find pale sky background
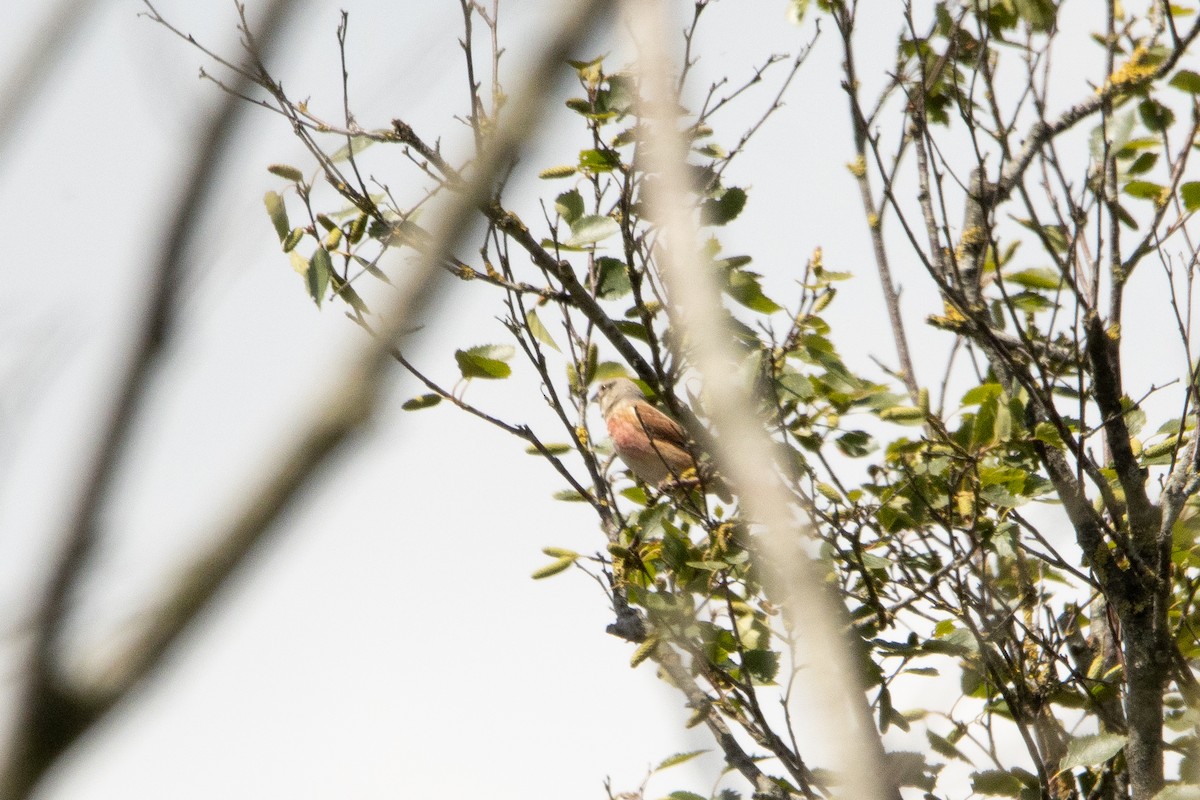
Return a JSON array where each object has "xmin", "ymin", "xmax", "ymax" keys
[{"xmin": 0, "ymin": 1, "xmax": 1191, "ymax": 799}]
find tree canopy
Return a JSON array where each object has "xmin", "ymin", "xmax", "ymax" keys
[{"xmin": 7, "ymin": 2, "xmax": 1200, "ymax": 800}]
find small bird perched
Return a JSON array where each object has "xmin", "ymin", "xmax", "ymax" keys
[{"xmin": 595, "ymin": 377, "xmax": 730, "ymax": 501}]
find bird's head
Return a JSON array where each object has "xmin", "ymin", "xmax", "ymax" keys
[{"xmin": 594, "ymin": 377, "xmax": 646, "ymax": 417}]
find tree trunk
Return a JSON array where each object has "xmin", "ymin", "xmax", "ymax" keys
[{"xmin": 1122, "ymin": 602, "xmax": 1168, "ymax": 800}]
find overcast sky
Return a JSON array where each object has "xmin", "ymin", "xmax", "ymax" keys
[{"xmin": 0, "ymin": 1, "xmax": 1178, "ymax": 799}]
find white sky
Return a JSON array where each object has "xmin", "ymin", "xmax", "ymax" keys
[{"xmin": 0, "ymin": 1, "xmax": 1192, "ymax": 799}]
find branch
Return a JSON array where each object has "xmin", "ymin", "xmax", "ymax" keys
[
  {"xmin": 835, "ymin": 7, "xmax": 920, "ymax": 401},
  {"xmin": 0, "ymin": 0, "xmax": 616, "ymax": 796},
  {"xmin": 652, "ymin": 644, "xmax": 793, "ymax": 800},
  {"xmin": 993, "ymin": 10, "xmax": 1200, "ymax": 205},
  {"xmin": 626, "ymin": 5, "xmax": 896, "ymax": 800},
  {"xmin": 0, "ymin": 2, "xmax": 304, "ymax": 796},
  {"xmin": 388, "ymin": 119, "xmax": 661, "ymax": 392}
]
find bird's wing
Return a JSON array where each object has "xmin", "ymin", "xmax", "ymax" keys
[{"xmin": 629, "ymin": 401, "xmax": 691, "ymax": 450}]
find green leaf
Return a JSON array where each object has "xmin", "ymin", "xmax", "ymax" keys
[
  {"xmin": 686, "ymin": 560, "xmax": 731, "ymax": 571},
  {"xmin": 725, "ymin": 270, "xmax": 782, "ymax": 313},
  {"xmin": 567, "ymin": 54, "xmax": 604, "ymax": 72},
  {"xmin": 455, "ymin": 344, "xmax": 515, "ymax": 380},
  {"xmin": 1014, "ymin": 218, "xmax": 1069, "ymax": 253},
  {"xmin": 836, "ymin": 430, "xmax": 874, "ymax": 457},
  {"xmin": 402, "ymin": 393, "xmax": 442, "ymax": 410},
  {"xmin": 1012, "ymin": 0, "xmax": 1056, "ymax": 30},
  {"xmin": 1089, "ymin": 112, "xmax": 1137, "ymax": 161},
  {"xmin": 1113, "ymin": 202, "xmax": 1139, "ymax": 229},
  {"xmin": 593, "ymin": 361, "xmax": 628, "ymax": 383},
  {"xmin": 714, "ymin": 255, "xmax": 753, "ymax": 270},
  {"xmin": 1007, "ymin": 291, "xmax": 1055, "ymax": 313},
  {"xmin": 1171, "ymin": 69, "xmax": 1200, "ymax": 93},
  {"xmin": 1033, "ymin": 421, "xmax": 1066, "ymax": 450},
  {"xmin": 742, "ymin": 649, "xmax": 780, "ymax": 683},
  {"xmin": 904, "ymin": 666, "xmax": 939, "ymax": 676},
  {"xmin": 980, "ymin": 484, "xmax": 1024, "ymax": 508},
  {"xmin": 883, "ymin": 751, "xmax": 933, "ymax": 789},
  {"xmin": 596, "ymin": 257, "xmax": 632, "ymax": 300},
  {"xmin": 1005, "ymin": 267, "xmax": 1062, "ymax": 290},
  {"xmin": 540, "ymin": 238, "xmax": 589, "ymax": 253},
  {"xmin": 786, "ymin": 0, "xmax": 811, "ymax": 24},
  {"xmin": 620, "ymin": 485, "xmax": 649, "ymax": 505},
  {"xmin": 1182, "ymin": 182, "xmax": 1200, "ymax": 212},
  {"xmin": 701, "ymin": 187, "xmax": 748, "ymax": 226},
  {"xmin": 779, "ymin": 370, "xmax": 815, "ymax": 401},
  {"xmin": 615, "ymin": 319, "xmax": 651, "ymax": 342},
  {"xmin": 1123, "ymin": 400, "xmax": 1148, "ymax": 437},
  {"xmin": 308, "ymin": 247, "xmax": 332, "ymax": 307},
  {"xmin": 264, "ymin": 191, "xmax": 290, "ymax": 242},
  {"xmin": 578, "ymin": 148, "xmax": 621, "ymax": 172},
  {"xmin": 565, "ymin": 97, "xmax": 593, "ymax": 116},
  {"xmin": 655, "ymin": 750, "xmax": 709, "ymax": 771},
  {"xmin": 566, "ymin": 215, "xmax": 620, "ymax": 247},
  {"xmin": 330, "ymin": 273, "xmax": 368, "ymax": 314},
  {"xmin": 288, "ymin": 250, "xmax": 309, "ymax": 276},
  {"xmin": 330, "ymin": 134, "xmax": 375, "ymax": 162},
  {"xmin": 1058, "ymin": 732, "xmax": 1127, "ymax": 771},
  {"xmin": 927, "ymin": 730, "xmax": 965, "ymax": 761},
  {"xmin": 1125, "ymin": 180, "xmax": 1167, "ymax": 202},
  {"xmin": 525, "ymin": 309, "xmax": 560, "ymax": 352},
  {"xmin": 612, "ymin": 125, "xmax": 643, "ymax": 147},
  {"xmin": 555, "ymin": 189, "xmax": 585, "ymax": 225},
  {"xmin": 1127, "ymin": 152, "xmax": 1159, "ymax": 175},
  {"xmin": 972, "ymin": 770, "xmax": 1026, "ymax": 796},
  {"xmin": 924, "ymin": 628, "xmax": 977, "ymax": 656},
  {"xmin": 667, "ymin": 792, "xmax": 707, "ymax": 800},
  {"xmin": 695, "ymin": 142, "xmax": 728, "ymax": 158},
  {"xmin": 267, "ymin": 163, "xmax": 305, "ymax": 182},
  {"xmin": 552, "ymin": 489, "xmax": 587, "ymax": 502},
  {"xmin": 1139, "ymin": 99, "xmax": 1176, "ymax": 133}
]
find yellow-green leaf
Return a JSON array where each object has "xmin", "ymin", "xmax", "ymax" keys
[
  {"xmin": 264, "ymin": 191, "xmax": 289, "ymax": 242},
  {"xmin": 330, "ymin": 134, "xmax": 375, "ymax": 162},
  {"xmin": 1058, "ymin": 732, "xmax": 1127, "ymax": 771},
  {"xmin": 308, "ymin": 247, "xmax": 332, "ymax": 307},
  {"xmin": 1182, "ymin": 182, "xmax": 1200, "ymax": 212},
  {"xmin": 566, "ymin": 214, "xmax": 620, "ymax": 247},
  {"xmin": 402, "ymin": 393, "xmax": 442, "ymax": 410},
  {"xmin": 526, "ymin": 309, "xmax": 560, "ymax": 352},
  {"xmin": 1033, "ymin": 422, "xmax": 1066, "ymax": 450},
  {"xmin": 655, "ymin": 750, "xmax": 709, "ymax": 772},
  {"xmin": 455, "ymin": 344, "xmax": 515, "ymax": 380},
  {"xmin": 1170, "ymin": 69, "xmax": 1200, "ymax": 94}
]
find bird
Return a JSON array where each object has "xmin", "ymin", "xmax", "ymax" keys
[{"xmin": 595, "ymin": 377, "xmax": 731, "ymax": 501}]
